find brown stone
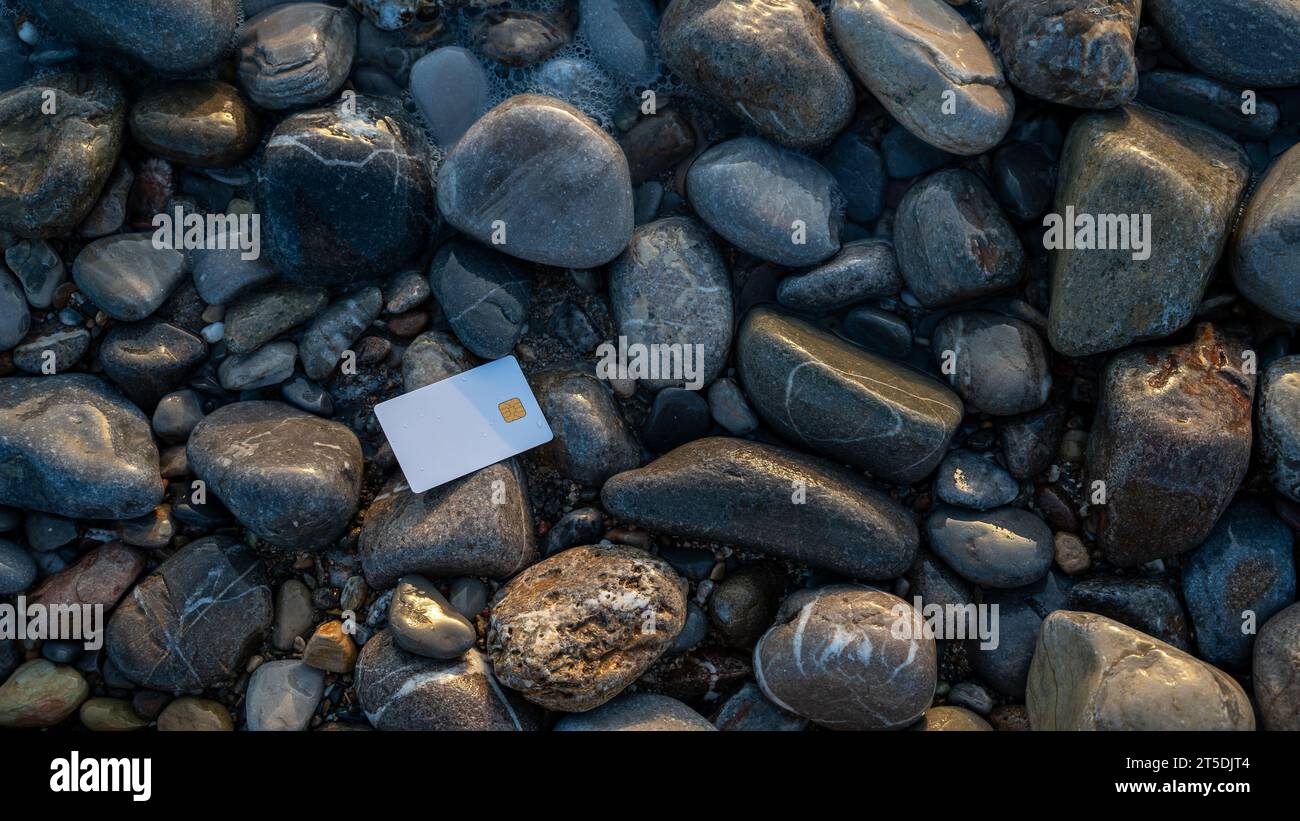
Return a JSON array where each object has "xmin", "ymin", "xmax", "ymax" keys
[
  {"xmin": 157, "ymin": 696, "xmax": 234, "ymax": 731},
  {"xmin": 303, "ymin": 621, "xmax": 359, "ymax": 673},
  {"xmin": 0, "ymin": 660, "xmax": 89, "ymax": 728},
  {"xmin": 28, "ymin": 541, "xmax": 144, "ymax": 610}
]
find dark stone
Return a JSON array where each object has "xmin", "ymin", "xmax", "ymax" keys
[
  {"xmin": 1147, "ymin": 0, "xmax": 1300, "ymax": 87},
  {"xmin": 709, "ymin": 563, "xmax": 786, "ymax": 648},
  {"xmin": 641, "ymin": 388, "xmax": 711, "ymax": 453},
  {"xmin": 619, "ymin": 110, "xmax": 696, "ymax": 184},
  {"xmin": 820, "ymin": 129, "xmax": 885, "ymax": 223},
  {"xmin": 1000, "ymin": 404, "xmax": 1066, "ymax": 479},
  {"xmin": 473, "ymin": 8, "xmax": 572, "ymax": 67},
  {"xmin": 990, "ymin": 141, "xmax": 1055, "ymax": 222},
  {"xmin": 968, "ymin": 571, "xmax": 1068, "ymax": 698},
  {"xmin": 429, "ymin": 239, "xmax": 531, "ymax": 360},
  {"xmin": 841, "ymin": 306, "xmax": 912, "ymax": 358},
  {"xmin": 933, "ymin": 450, "xmax": 1020, "ymax": 511},
  {"xmin": 529, "ymin": 368, "xmax": 642, "ymax": 486},
  {"xmin": 129, "ymin": 81, "xmax": 259, "ymax": 168},
  {"xmin": 1068, "ymin": 575, "xmax": 1191, "ymax": 651},
  {"xmin": 933, "ymin": 310, "xmax": 1051, "ymax": 416},
  {"xmin": 542, "ymin": 507, "xmax": 605, "ymax": 557},
  {"xmin": 925, "ymin": 505, "xmax": 1054, "ymax": 588},
  {"xmin": 1233, "ymin": 144, "xmax": 1300, "ymax": 323},
  {"xmin": 1137, "ymin": 69, "xmax": 1280, "ymax": 139},
  {"xmin": 555, "ymin": 692, "xmax": 715, "ymax": 731},
  {"xmin": 776, "ymin": 240, "xmax": 900, "ymax": 314}
]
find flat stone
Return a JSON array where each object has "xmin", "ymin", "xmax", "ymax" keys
[
  {"xmin": 1259, "ymin": 355, "xmax": 1300, "ymax": 502},
  {"xmin": 474, "ymin": 8, "xmax": 571, "ymax": 67},
  {"xmin": 79, "ymin": 697, "xmax": 148, "ymax": 731},
  {"xmin": 409, "ymin": 47, "xmax": 489, "ymax": 147},
  {"xmin": 129, "ymin": 80, "xmax": 259, "ymax": 167},
  {"xmin": 0, "ymin": 375, "xmax": 162, "ymax": 519},
  {"xmin": 13, "ymin": 327, "xmax": 90, "ymax": 374},
  {"xmin": 359, "ymin": 460, "xmax": 535, "ymax": 588},
  {"xmin": 0, "ymin": 540, "xmax": 36, "ymax": 595},
  {"xmin": 437, "ymin": 94, "xmax": 633, "ymax": 268},
  {"xmin": 429, "ymin": 239, "xmax": 531, "ymax": 360},
  {"xmin": 925, "ymin": 505, "xmax": 1054, "ymax": 588},
  {"xmin": 238, "ymin": 3, "xmax": 357, "ymax": 110},
  {"xmin": 1183, "ymin": 499, "xmax": 1295, "ymax": 669},
  {"xmin": 894, "ymin": 169, "xmax": 1024, "ymax": 308},
  {"xmin": 1137, "ymin": 69, "xmax": 1280, "ymax": 139},
  {"xmin": 105, "ymin": 536, "xmax": 272, "ymax": 693},
  {"xmin": 706, "ymin": 377, "xmax": 758, "ymax": 436},
  {"xmin": 777, "ymin": 240, "xmax": 900, "ymax": 314},
  {"xmin": 223, "ymin": 285, "xmax": 329, "ymax": 355},
  {"xmin": 1233, "ymin": 143, "xmax": 1300, "ymax": 322},
  {"xmin": 911, "ymin": 705, "xmax": 993, "ymax": 731},
  {"xmin": 0, "ymin": 660, "xmax": 88, "ymax": 728},
  {"xmin": 529, "ymin": 368, "xmax": 642, "ymax": 486},
  {"xmin": 245, "ymin": 660, "xmax": 324, "ymax": 731},
  {"xmin": 272, "ymin": 580, "xmax": 315, "ymax": 652},
  {"xmin": 686, "ymin": 137, "xmax": 842, "ymax": 267},
  {"xmin": 830, "ymin": 0, "xmax": 1014, "ymax": 155},
  {"xmin": 1027, "ymin": 611, "xmax": 1254, "ymax": 730},
  {"xmin": 579, "ymin": 0, "xmax": 659, "ymax": 85},
  {"xmin": 217, "ymin": 341, "xmax": 298, "ymax": 391},
  {"xmin": 156, "ymin": 697, "xmax": 233, "ymax": 731},
  {"xmin": 300, "ymin": 288, "xmax": 384, "ymax": 381},
  {"xmin": 660, "ymin": 0, "xmax": 854, "ymax": 149},
  {"xmin": 608, "ymin": 217, "xmax": 732, "ymax": 390},
  {"xmin": 1047, "ymin": 106, "xmax": 1249, "ymax": 356},
  {"xmin": 0, "ymin": 71, "xmax": 125, "ymax": 238},
  {"xmin": 1147, "ymin": 0, "xmax": 1300, "ymax": 87},
  {"xmin": 4, "ymin": 239, "xmax": 65, "ymax": 309},
  {"xmin": 258, "ymin": 96, "xmax": 436, "ymax": 287},
  {"xmin": 602, "ymin": 437, "xmax": 919, "ymax": 579},
  {"xmin": 1254, "ymin": 603, "xmax": 1300, "ymax": 730},
  {"xmin": 712, "ymin": 681, "xmax": 809, "ymax": 731},
  {"xmin": 389, "ymin": 575, "xmax": 477, "ymax": 660},
  {"xmin": 356, "ymin": 630, "xmax": 537, "ymax": 730},
  {"xmin": 402, "ymin": 330, "xmax": 474, "ymax": 391},
  {"xmin": 28, "ymin": 0, "xmax": 239, "ymax": 74},
  {"xmin": 985, "ymin": 0, "xmax": 1140, "ymax": 108},
  {"xmin": 488, "ymin": 545, "xmax": 686, "ymax": 711},
  {"xmin": 28, "ymin": 542, "xmax": 144, "ymax": 611},
  {"xmin": 72, "ymin": 233, "xmax": 186, "ymax": 322},
  {"xmin": 735, "ymin": 307, "xmax": 963, "ymax": 484},
  {"xmin": 755, "ymin": 587, "xmax": 936, "ymax": 730},
  {"xmin": 933, "ymin": 311, "xmax": 1050, "ymax": 416},
  {"xmin": 1086, "ymin": 324, "xmax": 1254, "ymax": 566},
  {"xmin": 555, "ymin": 693, "xmax": 716, "ymax": 731},
  {"xmin": 188, "ymin": 401, "xmax": 363, "ymax": 551},
  {"xmin": 933, "ymin": 450, "xmax": 1020, "ymax": 511},
  {"xmin": 1067, "ymin": 575, "xmax": 1191, "ymax": 651},
  {"xmin": 190, "ymin": 239, "xmax": 278, "ymax": 306}
]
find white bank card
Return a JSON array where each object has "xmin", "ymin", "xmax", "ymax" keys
[{"xmin": 374, "ymin": 356, "xmax": 553, "ymax": 493}]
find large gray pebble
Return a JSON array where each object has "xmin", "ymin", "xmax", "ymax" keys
[
  {"xmin": 245, "ymin": 660, "xmax": 324, "ymax": 731},
  {"xmin": 925, "ymin": 505, "xmax": 1054, "ymax": 588},
  {"xmin": 776, "ymin": 240, "xmax": 900, "ymax": 314},
  {"xmin": 28, "ymin": 0, "xmax": 238, "ymax": 74},
  {"xmin": 1259, "ymin": 355, "xmax": 1300, "ymax": 503},
  {"xmin": 933, "ymin": 450, "xmax": 1020, "ymax": 511},
  {"xmin": 72, "ymin": 234, "xmax": 186, "ymax": 322},
  {"xmin": 429, "ymin": 239, "xmax": 531, "ymax": 360},
  {"xmin": 238, "ymin": 3, "xmax": 357, "ymax": 110},
  {"xmin": 555, "ymin": 693, "xmax": 715, "ymax": 731},
  {"xmin": 933, "ymin": 310, "xmax": 1050, "ymax": 416}
]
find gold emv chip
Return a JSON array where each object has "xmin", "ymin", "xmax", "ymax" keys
[{"xmin": 498, "ymin": 397, "xmax": 526, "ymax": 422}]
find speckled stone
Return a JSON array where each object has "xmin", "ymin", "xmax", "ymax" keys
[
  {"xmin": 603, "ymin": 437, "xmax": 918, "ymax": 579},
  {"xmin": 736, "ymin": 306, "xmax": 963, "ymax": 484},
  {"xmin": 1259, "ymin": 355, "xmax": 1300, "ymax": 503},
  {"xmin": 429, "ymin": 239, "xmax": 532, "ymax": 360},
  {"xmin": 1137, "ymin": 70, "xmax": 1280, "ymax": 139},
  {"xmin": 157, "ymin": 697, "xmax": 233, "ymax": 731},
  {"xmin": 129, "ymin": 81, "xmax": 259, "ymax": 168},
  {"xmin": 933, "ymin": 311, "xmax": 1050, "ymax": 416},
  {"xmin": 402, "ymin": 330, "xmax": 475, "ymax": 391},
  {"xmin": 359, "ymin": 460, "xmax": 535, "ymax": 588},
  {"xmin": 754, "ymin": 587, "xmax": 937, "ymax": 730},
  {"xmin": 555, "ymin": 693, "xmax": 715, "ymax": 731},
  {"xmin": 28, "ymin": 541, "xmax": 144, "ymax": 611},
  {"xmin": 776, "ymin": 240, "xmax": 900, "ymax": 314},
  {"xmin": 0, "ymin": 660, "xmax": 88, "ymax": 728},
  {"xmin": 830, "ymin": 0, "xmax": 1014, "ymax": 155},
  {"xmin": 659, "ymin": 0, "xmax": 854, "ymax": 149},
  {"xmin": 1027, "ymin": 611, "xmax": 1254, "ymax": 730},
  {"xmin": 1254, "ymin": 603, "xmax": 1300, "ymax": 731},
  {"xmin": 437, "ymin": 94, "xmax": 633, "ymax": 268},
  {"xmin": 1233, "ymin": 143, "xmax": 1300, "ymax": 323},
  {"xmin": 105, "ymin": 536, "xmax": 272, "ymax": 693},
  {"xmin": 529, "ymin": 368, "xmax": 642, "ymax": 486},
  {"xmin": 488, "ymin": 545, "xmax": 686, "ymax": 711},
  {"xmin": 99, "ymin": 317, "xmax": 210, "ymax": 413},
  {"xmin": 1086, "ymin": 325, "xmax": 1254, "ymax": 566},
  {"xmin": 1067, "ymin": 575, "xmax": 1191, "ymax": 651},
  {"xmin": 188, "ymin": 401, "xmax": 363, "ymax": 551},
  {"xmin": 1146, "ymin": 0, "xmax": 1300, "ymax": 88},
  {"xmin": 299, "ymin": 288, "xmax": 384, "ymax": 381},
  {"xmin": 245, "ymin": 660, "xmax": 324, "ymax": 731},
  {"xmin": 223, "ymin": 285, "xmax": 329, "ymax": 355},
  {"xmin": 237, "ymin": 3, "xmax": 357, "ymax": 110}
]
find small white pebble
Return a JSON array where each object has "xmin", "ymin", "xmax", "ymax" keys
[{"xmin": 201, "ymin": 322, "xmax": 225, "ymax": 343}]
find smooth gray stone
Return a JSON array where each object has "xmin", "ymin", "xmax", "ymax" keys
[
  {"xmin": 272, "ymin": 580, "xmax": 314, "ymax": 652},
  {"xmin": 0, "ymin": 375, "xmax": 162, "ymax": 519},
  {"xmin": 602, "ymin": 437, "xmax": 919, "ymax": 579},
  {"xmin": 409, "ymin": 47, "xmax": 489, "ymax": 147},
  {"xmin": 668, "ymin": 602, "xmax": 708, "ymax": 654},
  {"xmin": 934, "ymin": 450, "xmax": 1020, "ymax": 511},
  {"xmin": 1255, "ymin": 603, "xmax": 1300, "ymax": 730},
  {"xmin": 906, "ymin": 548, "xmax": 974, "ymax": 611},
  {"xmin": 776, "ymin": 240, "xmax": 900, "ymax": 314},
  {"xmin": 0, "ymin": 540, "xmax": 36, "ymax": 595},
  {"xmin": 152, "ymin": 390, "xmax": 205, "ymax": 443},
  {"xmin": 820, "ymin": 129, "xmax": 885, "ymax": 223},
  {"xmin": 1259, "ymin": 355, "xmax": 1300, "ymax": 503},
  {"xmin": 1147, "ymin": 0, "xmax": 1300, "ymax": 88},
  {"xmin": 579, "ymin": 0, "xmax": 659, "ymax": 85},
  {"xmin": 925, "ymin": 505, "xmax": 1054, "ymax": 588},
  {"xmin": 99, "ymin": 319, "xmax": 208, "ymax": 411},
  {"xmin": 608, "ymin": 217, "xmax": 733, "ymax": 390},
  {"xmin": 894, "ymin": 169, "xmax": 1024, "ymax": 308},
  {"xmin": 713, "ymin": 681, "xmax": 809, "ymax": 731},
  {"xmin": 300, "ymin": 287, "xmax": 383, "ymax": 381},
  {"xmin": 389, "ymin": 575, "xmax": 478, "ymax": 660},
  {"xmin": 736, "ymin": 307, "xmax": 963, "ymax": 484},
  {"xmin": 437, "ymin": 94, "xmax": 634, "ymax": 268},
  {"xmin": 1137, "ymin": 69, "xmax": 1280, "ymax": 138},
  {"xmin": 448, "ymin": 578, "xmax": 488, "ymax": 620},
  {"xmin": 0, "ymin": 71, "xmax": 125, "ymax": 239},
  {"xmin": 356, "ymin": 630, "xmax": 537, "ymax": 730},
  {"xmin": 969, "ymin": 571, "xmax": 1067, "ymax": 698},
  {"xmin": 659, "ymin": 0, "xmax": 853, "ymax": 148},
  {"xmin": 238, "ymin": 3, "xmax": 357, "ymax": 110},
  {"xmin": 754, "ymin": 587, "xmax": 936, "ymax": 730},
  {"xmin": 830, "ymin": 0, "xmax": 1014, "ymax": 155},
  {"xmin": 5, "ymin": 239, "xmax": 64, "ymax": 309},
  {"xmin": 1086, "ymin": 325, "xmax": 1254, "ymax": 566},
  {"xmin": 985, "ymin": 0, "xmax": 1140, "ymax": 109},
  {"xmin": 707, "ymin": 377, "xmax": 758, "ymax": 436},
  {"xmin": 223, "ymin": 284, "xmax": 329, "ymax": 355},
  {"xmin": 709, "ymin": 563, "xmax": 785, "ymax": 648},
  {"xmin": 190, "ymin": 236, "xmax": 278, "ymax": 306},
  {"xmin": 529, "ymin": 368, "xmax": 642, "ymax": 486},
  {"xmin": 1183, "ymin": 499, "xmax": 1296, "ymax": 669},
  {"xmin": 429, "ymin": 239, "xmax": 531, "ymax": 360},
  {"xmin": 188, "ymin": 401, "xmax": 363, "ymax": 550},
  {"xmin": 359, "ymin": 460, "xmax": 535, "ymax": 588},
  {"xmin": 27, "ymin": 0, "xmax": 239, "ymax": 74},
  {"xmin": 1068, "ymin": 575, "xmax": 1191, "ymax": 651},
  {"xmin": 245, "ymin": 660, "xmax": 324, "ymax": 731},
  {"xmin": 77, "ymin": 161, "xmax": 132, "ymax": 238},
  {"xmin": 556, "ymin": 693, "xmax": 715, "ymax": 731},
  {"xmin": 687, "ymin": 137, "xmax": 842, "ymax": 267},
  {"xmin": 24, "ymin": 512, "xmax": 77, "ymax": 552},
  {"xmin": 401, "ymin": 330, "xmax": 474, "ymax": 391},
  {"xmin": 13, "ymin": 328, "xmax": 90, "ymax": 374},
  {"xmin": 841, "ymin": 306, "xmax": 912, "ymax": 358},
  {"xmin": 217, "ymin": 341, "xmax": 298, "ymax": 391},
  {"xmin": 0, "ymin": 269, "xmax": 28, "ymax": 350},
  {"xmin": 105, "ymin": 536, "xmax": 272, "ymax": 693},
  {"xmin": 1233, "ymin": 143, "xmax": 1300, "ymax": 322},
  {"xmin": 1048, "ymin": 106, "xmax": 1249, "ymax": 356},
  {"xmin": 933, "ymin": 310, "xmax": 1050, "ymax": 416},
  {"xmin": 72, "ymin": 233, "xmax": 186, "ymax": 322},
  {"xmin": 383, "ymin": 269, "xmax": 429, "ymax": 314}
]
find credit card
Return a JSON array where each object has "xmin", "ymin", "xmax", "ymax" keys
[{"xmin": 374, "ymin": 356, "xmax": 553, "ymax": 493}]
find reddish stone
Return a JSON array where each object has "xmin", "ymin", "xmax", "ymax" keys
[{"xmin": 28, "ymin": 542, "xmax": 145, "ymax": 610}]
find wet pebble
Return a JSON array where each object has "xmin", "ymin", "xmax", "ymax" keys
[
  {"xmin": 776, "ymin": 240, "xmax": 900, "ymax": 314},
  {"xmin": 934, "ymin": 450, "xmax": 1020, "ymax": 511},
  {"xmin": 429, "ymin": 239, "xmax": 531, "ymax": 360},
  {"xmin": 245, "ymin": 660, "xmax": 324, "ymax": 731},
  {"xmin": 129, "ymin": 81, "xmax": 259, "ymax": 168},
  {"xmin": 529, "ymin": 368, "xmax": 642, "ymax": 486},
  {"xmin": 238, "ymin": 3, "xmax": 357, "ymax": 110},
  {"xmin": 72, "ymin": 233, "xmax": 185, "ymax": 322},
  {"xmin": 389, "ymin": 574, "xmax": 478, "ymax": 660}
]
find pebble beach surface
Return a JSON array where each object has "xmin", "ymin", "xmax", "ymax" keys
[{"xmin": 1, "ymin": 0, "xmax": 1299, "ymax": 733}]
